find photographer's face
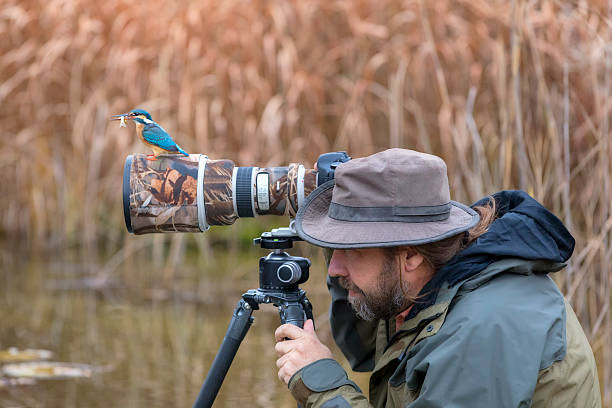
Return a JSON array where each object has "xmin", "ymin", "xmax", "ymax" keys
[{"xmin": 328, "ymin": 248, "xmax": 430, "ymax": 321}]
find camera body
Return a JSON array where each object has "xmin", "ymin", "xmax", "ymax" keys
[{"xmin": 316, "ymin": 151, "xmax": 350, "ymax": 185}]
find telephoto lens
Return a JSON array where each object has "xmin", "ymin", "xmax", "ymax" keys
[{"xmin": 122, "ymin": 154, "xmax": 351, "ymax": 234}]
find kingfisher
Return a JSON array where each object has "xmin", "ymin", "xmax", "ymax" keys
[{"xmin": 111, "ymin": 109, "xmax": 188, "ymax": 160}]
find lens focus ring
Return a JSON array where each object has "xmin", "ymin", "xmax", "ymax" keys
[{"xmin": 235, "ymin": 167, "xmax": 254, "ymax": 217}]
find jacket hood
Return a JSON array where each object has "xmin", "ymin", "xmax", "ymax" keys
[{"xmin": 406, "ymin": 190, "xmax": 575, "ymax": 319}]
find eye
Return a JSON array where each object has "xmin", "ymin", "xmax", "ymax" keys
[{"xmin": 341, "ymin": 249, "xmax": 360, "ymax": 261}]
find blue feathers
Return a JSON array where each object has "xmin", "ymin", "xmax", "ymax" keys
[{"xmin": 133, "ymin": 116, "xmax": 189, "ymax": 157}]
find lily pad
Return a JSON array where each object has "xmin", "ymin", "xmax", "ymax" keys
[
  {"xmin": 0, "ymin": 377, "xmax": 37, "ymax": 387},
  {"xmin": 2, "ymin": 362, "xmax": 93, "ymax": 379},
  {"xmin": 0, "ymin": 348, "xmax": 53, "ymax": 363}
]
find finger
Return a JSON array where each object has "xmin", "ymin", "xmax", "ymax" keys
[
  {"xmin": 283, "ymin": 370, "xmax": 293, "ymax": 384},
  {"xmin": 303, "ymin": 319, "xmax": 315, "ymax": 334},
  {"xmin": 276, "ymin": 352, "xmax": 291, "ymax": 369},
  {"xmin": 278, "ymin": 365, "xmax": 285, "ymax": 382},
  {"xmin": 277, "ymin": 359, "xmax": 295, "ymax": 383},
  {"xmin": 278, "ymin": 362, "xmax": 296, "ymax": 385},
  {"xmin": 274, "ymin": 339, "xmax": 294, "ymax": 356},
  {"xmin": 275, "ymin": 323, "xmax": 303, "ymax": 342},
  {"xmin": 275, "ymin": 323, "xmax": 304, "ymax": 342}
]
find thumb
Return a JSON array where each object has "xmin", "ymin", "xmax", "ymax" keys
[{"xmin": 303, "ymin": 319, "xmax": 315, "ymax": 333}]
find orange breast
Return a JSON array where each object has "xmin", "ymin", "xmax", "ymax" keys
[{"xmin": 136, "ymin": 123, "xmax": 153, "ymax": 147}]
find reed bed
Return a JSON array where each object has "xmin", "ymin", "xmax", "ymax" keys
[{"xmin": 1, "ymin": 0, "xmax": 611, "ymax": 404}]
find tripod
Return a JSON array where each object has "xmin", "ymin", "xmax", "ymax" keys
[{"xmin": 192, "ymin": 227, "xmax": 314, "ymax": 408}]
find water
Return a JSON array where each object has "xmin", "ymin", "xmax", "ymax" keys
[{"xmin": 0, "ymin": 244, "xmax": 336, "ymax": 407}]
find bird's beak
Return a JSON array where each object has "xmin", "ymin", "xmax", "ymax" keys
[{"xmin": 110, "ymin": 114, "xmax": 131, "ymax": 121}]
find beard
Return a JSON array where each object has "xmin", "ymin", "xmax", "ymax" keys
[{"xmin": 338, "ymin": 252, "xmax": 415, "ymax": 321}]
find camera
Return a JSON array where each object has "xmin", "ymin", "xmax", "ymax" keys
[
  {"xmin": 122, "ymin": 153, "xmax": 354, "ymax": 407},
  {"xmin": 122, "ymin": 151, "xmax": 350, "ymax": 234}
]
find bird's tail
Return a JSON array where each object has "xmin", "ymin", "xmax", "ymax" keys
[{"xmin": 177, "ymin": 145, "xmax": 189, "ymax": 157}]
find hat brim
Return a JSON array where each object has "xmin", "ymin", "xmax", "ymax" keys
[{"xmin": 295, "ymin": 180, "xmax": 480, "ymax": 249}]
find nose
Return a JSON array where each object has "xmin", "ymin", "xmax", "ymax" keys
[{"xmin": 328, "ymin": 250, "xmax": 348, "ymax": 278}]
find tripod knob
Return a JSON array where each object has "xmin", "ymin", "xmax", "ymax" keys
[{"xmin": 277, "ymin": 261, "xmax": 302, "ymax": 284}]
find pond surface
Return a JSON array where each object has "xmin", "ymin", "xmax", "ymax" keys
[{"xmin": 0, "ymin": 242, "xmax": 350, "ymax": 407}]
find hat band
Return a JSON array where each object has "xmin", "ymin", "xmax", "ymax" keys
[{"xmin": 328, "ymin": 202, "xmax": 451, "ymax": 223}]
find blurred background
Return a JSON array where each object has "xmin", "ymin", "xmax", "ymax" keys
[{"xmin": 1, "ymin": 0, "xmax": 611, "ymax": 406}]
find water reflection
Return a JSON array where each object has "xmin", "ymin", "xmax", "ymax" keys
[{"xmin": 0, "ymin": 245, "xmax": 335, "ymax": 407}]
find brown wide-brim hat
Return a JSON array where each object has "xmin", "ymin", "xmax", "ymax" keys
[{"xmin": 295, "ymin": 149, "xmax": 480, "ymax": 249}]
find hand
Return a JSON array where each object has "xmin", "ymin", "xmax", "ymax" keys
[{"xmin": 274, "ymin": 319, "xmax": 333, "ymax": 384}]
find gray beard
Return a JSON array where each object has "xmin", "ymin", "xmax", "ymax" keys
[
  {"xmin": 348, "ymin": 296, "xmax": 376, "ymax": 321},
  {"xmin": 340, "ymin": 253, "xmax": 414, "ymax": 321},
  {"xmin": 347, "ymin": 280, "xmax": 409, "ymax": 321}
]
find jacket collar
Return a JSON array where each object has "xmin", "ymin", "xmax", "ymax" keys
[
  {"xmin": 372, "ymin": 258, "xmax": 568, "ymax": 373},
  {"xmin": 394, "ymin": 258, "xmax": 567, "ymax": 339}
]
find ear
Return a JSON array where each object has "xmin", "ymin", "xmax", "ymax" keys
[{"xmin": 400, "ymin": 249, "xmax": 425, "ymax": 273}]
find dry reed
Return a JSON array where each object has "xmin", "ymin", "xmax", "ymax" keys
[{"xmin": 1, "ymin": 0, "xmax": 611, "ymax": 404}]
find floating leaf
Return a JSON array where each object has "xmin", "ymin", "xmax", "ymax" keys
[
  {"xmin": 2, "ymin": 362, "xmax": 94, "ymax": 379},
  {"xmin": 0, "ymin": 348, "xmax": 53, "ymax": 363},
  {"xmin": 0, "ymin": 377, "xmax": 37, "ymax": 387}
]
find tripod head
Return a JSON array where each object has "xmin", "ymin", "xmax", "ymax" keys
[
  {"xmin": 244, "ymin": 224, "xmax": 313, "ymax": 326},
  {"xmin": 253, "ymin": 225, "xmax": 310, "ymax": 291},
  {"xmin": 253, "ymin": 224, "xmax": 301, "ymax": 249}
]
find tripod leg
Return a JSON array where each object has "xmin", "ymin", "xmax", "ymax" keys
[{"xmin": 192, "ymin": 299, "xmax": 254, "ymax": 408}]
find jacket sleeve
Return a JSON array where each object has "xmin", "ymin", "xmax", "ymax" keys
[{"xmin": 288, "ymin": 359, "xmax": 373, "ymax": 408}]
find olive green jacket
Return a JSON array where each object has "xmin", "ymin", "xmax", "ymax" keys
[{"xmin": 288, "ymin": 259, "xmax": 601, "ymax": 407}]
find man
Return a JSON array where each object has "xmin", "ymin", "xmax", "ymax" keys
[{"xmin": 274, "ymin": 149, "xmax": 601, "ymax": 407}]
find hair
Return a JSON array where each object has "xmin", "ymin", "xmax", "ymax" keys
[{"xmin": 385, "ymin": 196, "xmax": 498, "ymax": 273}]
